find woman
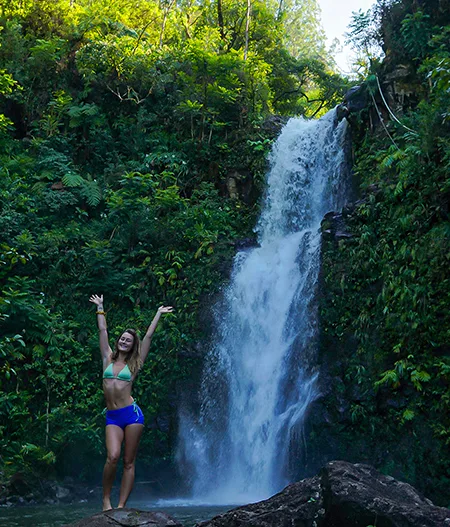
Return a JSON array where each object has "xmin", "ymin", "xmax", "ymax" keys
[{"xmin": 89, "ymin": 294, "xmax": 173, "ymax": 511}]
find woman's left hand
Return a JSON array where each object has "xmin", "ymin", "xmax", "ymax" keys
[{"xmin": 158, "ymin": 306, "xmax": 174, "ymax": 314}]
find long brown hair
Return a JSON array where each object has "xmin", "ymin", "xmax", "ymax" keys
[{"xmin": 112, "ymin": 329, "xmax": 141, "ymax": 374}]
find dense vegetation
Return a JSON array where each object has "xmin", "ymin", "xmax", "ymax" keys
[
  {"xmin": 0, "ymin": 0, "xmax": 345, "ymax": 491},
  {"xmin": 1, "ymin": 0, "xmax": 448, "ymax": 509},
  {"xmin": 318, "ymin": 0, "xmax": 450, "ymax": 505}
]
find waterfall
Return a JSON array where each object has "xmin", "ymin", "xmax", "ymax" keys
[{"xmin": 177, "ymin": 109, "xmax": 349, "ymax": 505}]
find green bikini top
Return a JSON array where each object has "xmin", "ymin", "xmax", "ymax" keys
[{"xmin": 103, "ymin": 362, "xmax": 132, "ymax": 382}]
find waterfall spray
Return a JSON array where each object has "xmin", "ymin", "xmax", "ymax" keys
[{"xmin": 178, "ymin": 109, "xmax": 349, "ymax": 504}]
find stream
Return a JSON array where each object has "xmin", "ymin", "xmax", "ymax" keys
[{"xmin": 0, "ymin": 500, "xmax": 233, "ymax": 527}]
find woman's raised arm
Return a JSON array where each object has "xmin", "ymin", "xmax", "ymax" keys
[
  {"xmin": 140, "ymin": 306, "xmax": 173, "ymax": 365},
  {"xmin": 89, "ymin": 294, "xmax": 112, "ymax": 362}
]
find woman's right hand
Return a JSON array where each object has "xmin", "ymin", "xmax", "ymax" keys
[{"xmin": 89, "ymin": 294, "xmax": 104, "ymax": 308}]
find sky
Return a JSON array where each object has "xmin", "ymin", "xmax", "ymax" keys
[{"xmin": 318, "ymin": 0, "xmax": 377, "ymax": 74}]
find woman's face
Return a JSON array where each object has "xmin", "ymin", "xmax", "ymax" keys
[{"xmin": 118, "ymin": 332, "xmax": 134, "ymax": 353}]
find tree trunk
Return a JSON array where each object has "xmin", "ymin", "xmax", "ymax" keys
[
  {"xmin": 276, "ymin": 0, "xmax": 284, "ymax": 21},
  {"xmin": 159, "ymin": 0, "xmax": 176, "ymax": 49},
  {"xmin": 46, "ymin": 380, "xmax": 50, "ymax": 448},
  {"xmin": 217, "ymin": 0, "xmax": 225, "ymax": 41},
  {"xmin": 244, "ymin": 0, "xmax": 251, "ymax": 60}
]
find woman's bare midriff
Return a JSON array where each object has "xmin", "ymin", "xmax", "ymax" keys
[{"xmin": 103, "ymin": 379, "xmax": 134, "ymax": 410}]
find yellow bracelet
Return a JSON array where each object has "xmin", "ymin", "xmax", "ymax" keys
[{"xmin": 96, "ymin": 310, "xmax": 106, "ymax": 315}]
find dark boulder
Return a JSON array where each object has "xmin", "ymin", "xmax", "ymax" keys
[
  {"xmin": 336, "ymin": 86, "xmax": 369, "ymax": 120},
  {"xmin": 321, "ymin": 461, "xmax": 450, "ymax": 527},
  {"xmin": 197, "ymin": 461, "xmax": 450, "ymax": 527},
  {"xmin": 261, "ymin": 115, "xmax": 288, "ymax": 135},
  {"xmin": 234, "ymin": 237, "xmax": 259, "ymax": 251},
  {"xmin": 64, "ymin": 508, "xmax": 183, "ymax": 527},
  {"xmin": 197, "ymin": 476, "xmax": 325, "ymax": 527},
  {"xmin": 344, "ymin": 86, "xmax": 368, "ymax": 113},
  {"xmin": 321, "ymin": 212, "xmax": 352, "ymax": 242}
]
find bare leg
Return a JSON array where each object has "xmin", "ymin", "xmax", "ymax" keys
[
  {"xmin": 117, "ymin": 424, "xmax": 143, "ymax": 508},
  {"xmin": 103, "ymin": 425, "xmax": 124, "ymax": 511}
]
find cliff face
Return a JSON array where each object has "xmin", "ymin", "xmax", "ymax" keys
[{"xmin": 304, "ymin": 1, "xmax": 450, "ymax": 505}]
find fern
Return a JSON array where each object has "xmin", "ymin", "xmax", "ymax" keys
[
  {"xmin": 80, "ymin": 179, "xmax": 102, "ymax": 206},
  {"xmin": 62, "ymin": 172, "xmax": 85, "ymax": 188},
  {"xmin": 402, "ymin": 409, "xmax": 415, "ymax": 421},
  {"xmin": 61, "ymin": 173, "xmax": 102, "ymax": 206},
  {"xmin": 375, "ymin": 369, "xmax": 399, "ymax": 388}
]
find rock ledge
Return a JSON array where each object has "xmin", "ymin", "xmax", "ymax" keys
[
  {"xmin": 198, "ymin": 461, "xmax": 450, "ymax": 527},
  {"xmin": 64, "ymin": 508, "xmax": 182, "ymax": 527}
]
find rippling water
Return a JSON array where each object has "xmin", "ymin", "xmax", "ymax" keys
[{"xmin": 0, "ymin": 501, "xmax": 233, "ymax": 527}]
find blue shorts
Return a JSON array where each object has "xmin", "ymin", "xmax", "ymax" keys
[{"xmin": 105, "ymin": 403, "xmax": 144, "ymax": 430}]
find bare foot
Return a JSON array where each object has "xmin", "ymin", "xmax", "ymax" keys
[
  {"xmin": 117, "ymin": 504, "xmax": 125, "ymax": 509},
  {"xmin": 103, "ymin": 498, "xmax": 113, "ymax": 511}
]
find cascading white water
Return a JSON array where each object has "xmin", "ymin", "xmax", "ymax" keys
[{"xmin": 177, "ymin": 109, "xmax": 349, "ymax": 505}]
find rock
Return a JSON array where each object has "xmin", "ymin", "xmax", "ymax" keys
[
  {"xmin": 225, "ymin": 169, "xmax": 254, "ymax": 203},
  {"xmin": 335, "ymin": 231, "xmax": 353, "ymax": 240},
  {"xmin": 343, "ymin": 86, "xmax": 368, "ymax": 113},
  {"xmin": 336, "ymin": 103, "xmax": 349, "ymax": 121},
  {"xmin": 8, "ymin": 472, "xmax": 31, "ymax": 496},
  {"xmin": 261, "ymin": 115, "xmax": 287, "ymax": 135},
  {"xmin": 234, "ymin": 237, "xmax": 258, "ymax": 250},
  {"xmin": 56, "ymin": 485, "xmax": 71, "ymax": 500},
  {"xmin": 197, "ymin": 461, "xmax": 450, "ymax": 527},
  {"xmin": 384, "ymin": 64, "xmax": 411, "ymax": 82},
  {"xmin": 320, "ymin": 460, "xmax": 450, "ymax": 527},
  {"xmin": 321, "ymin": 212, "xmax": 352, "ymax": 242},
  {"xmin": 197, "ymin": 476, "xmax": 325, "ymax": 527},
  {"xmin": 226, "ymin": 173, "xmax": 239, "ymax": 200},
  {"xmin": 64, "ymin": 508, "xmax": 183, "ymax": 527}
]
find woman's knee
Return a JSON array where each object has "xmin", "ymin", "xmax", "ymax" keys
[
  {"xmin": 123, "ymin": 457, "xmax": 136, "ymax": 471},
  {"xmin": 106, "ymin": 451, "xmax": 121, "ymax": 465}
]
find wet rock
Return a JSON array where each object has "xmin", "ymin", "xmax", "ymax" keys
[
  {"xmin": 337, "ymin": 85, "xmax": 370, "ymax": 121},
  {"xmin": 261, "ymin": 115, "xmax": 288, "ymax": 135},
  {"xmin": 197, "ymin": 475, "xmax": 325, "ymax": 527},
  {"xmin": 344, "ymin": 86, "xmax": 368, "ymax": 113},
  {"xmin": 336, "ymin": 103, "xmax": 349, "ymax": 121},
  {"xmin": 64, "ymin": 508, "xmax": 183, "ymax": 527},
  {"xmin": 225, "ymin": 169, "xmax": 254, "ymax": 203},
  {"xmin": 226, "ymin": 173, "xmax": 239, "ymax": 200},
  {"xmin": 321, "ymin": 212, "xmax": 352, "ymax": 242},
  {"xmin": 234, "ymin": 237, "xmax": 258, "ymax": 250},
  {"xmin": 56, "ymin": 486, "xmax": 71, "ymax": 500},
  {"xmin": 155, "ymin": 415, "xmax": 171, "ymax": 434},
  {"xmin": 197, "ymin": 461, "xmax": 450, "ymax": 527},
  {"xmin": 321, "ymin": 460, "xmax": 450, "ymax": 527},
  {"xmin": 335, "ymin": 231, "xmax": 353, "ymax": 240}
]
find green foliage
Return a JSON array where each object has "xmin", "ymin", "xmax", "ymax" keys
[
  {"xmin": 400, "ymin": 11, "xmax": 433, "ymax": 61},
  {"xmin": 319, "ymin": 1, "xmax": 450, "ymax": 503},
  {"xmin": 345, "ymin": 6, "xmax": 384, "ymax": 78}
]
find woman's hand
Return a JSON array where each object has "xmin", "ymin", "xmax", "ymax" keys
[
  {"xmin": 89, "ymin": 294, "xmax": 104, "ymax": 307},
  {"xmin": 158, "ymin": 306, "xmax": 174, "ymax": 314},
  {"xmin": 141, "ymin": 305, "xmax": 174, "ymax": 363}
]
